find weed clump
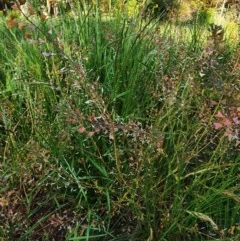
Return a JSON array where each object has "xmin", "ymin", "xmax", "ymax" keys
[{"xmin": 0, "ymin": 1, "xmax": 240, "ymax": 240}]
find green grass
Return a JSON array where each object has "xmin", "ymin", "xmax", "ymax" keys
[{"xmin": 0, "ymin": 1, "xmax": 240, "ymax": 241}]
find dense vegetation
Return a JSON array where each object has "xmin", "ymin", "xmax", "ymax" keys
[{"xmin": 0, "ymin": 0, "xmax": 240, "ymax": 240}]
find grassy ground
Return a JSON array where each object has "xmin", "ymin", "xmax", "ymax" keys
[{"xmin": 0, "ymin": 2, "xmax": 240, "ymax": 241}]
